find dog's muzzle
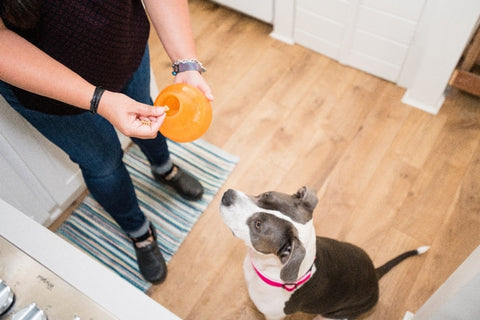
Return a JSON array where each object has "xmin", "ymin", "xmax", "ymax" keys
[{"xmin": 221, "ymin": 189, "xmax": 236, "ymax": 207}]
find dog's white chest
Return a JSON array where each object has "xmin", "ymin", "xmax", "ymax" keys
[{"xmin": 243, "ymin": 257, "xmax": 292, "ymax": 320}]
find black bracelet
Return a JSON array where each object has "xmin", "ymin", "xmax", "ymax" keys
[{"xmin": 90, "ymin": 86, "xmax": 105, "ymax": 114}]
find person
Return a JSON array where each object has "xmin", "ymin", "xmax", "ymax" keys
[{"xmin": 0, "ymin": 0, "xmax": 214, "ymax": 284}]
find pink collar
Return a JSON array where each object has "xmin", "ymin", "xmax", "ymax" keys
[{"xmin": 250, "ymin": 255, "xmax": 314, "ymax": 292}]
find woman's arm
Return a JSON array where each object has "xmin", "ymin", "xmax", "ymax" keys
[
  {"xmin": 0, "ymin": 18, "xmax": 165, "ymax": 138},
  {"xmin": 143, "ymin": 0, "xmax": 214, "ymax": 101}
]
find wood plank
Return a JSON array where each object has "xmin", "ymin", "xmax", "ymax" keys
[
  {"xmin": 450, "ymin": 69, "xmax": 480, "ymax": 97},
  {"xmin": 390, "ymin": 108, "xmax": 447, "ymax": 169},
  {"xmin": 458, "ymin": 25, "xmax": 480, "ymax": 71},
  {"xmin": 313, "ymin": 82, "xmax": 411, "ymax": 238},
  {"xmin": 449, "ymin": 26, "xmax": 480, "ymax": 98},
  {"xmin": 403, "ymin": 93, "xmax": 480, "ymax": 314},
  {"xmin": 393, "ymin": 93, "xmax": 480, "ymax": 245}
]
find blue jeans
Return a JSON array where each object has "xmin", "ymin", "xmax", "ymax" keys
[{"xmin": 0, "ymin": 47, "xmax": 169, "ymax": 237}]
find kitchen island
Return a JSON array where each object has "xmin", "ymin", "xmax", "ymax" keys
[{"xmin": 0, "ymin": 199, "xmax": 180, "ymax": 320}]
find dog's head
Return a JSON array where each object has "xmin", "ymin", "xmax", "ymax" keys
[{"xmin": 220, "ymin": 186, "xmax": 318, "ymax": 282}]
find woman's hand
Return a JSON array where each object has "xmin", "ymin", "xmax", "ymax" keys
[
  {"xmin": 97, "ymin": 90, "xmax": 167, "ymax": 139},
  {"xmin": 174, "ymin": 70, "xmax": 214, "ymax": 101}
]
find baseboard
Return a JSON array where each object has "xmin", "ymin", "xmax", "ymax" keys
[
  {"xmin": 401, "ymin": 90, "xmax": 445, "ymax": 115},
  {"xmin": 269, "ymin": 31, "xmax": 295, "ymax": 45}
]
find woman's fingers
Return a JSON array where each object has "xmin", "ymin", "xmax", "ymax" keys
[{"xmin": 98, "ymin": 91, "xmax": 168, "ymax": 138}]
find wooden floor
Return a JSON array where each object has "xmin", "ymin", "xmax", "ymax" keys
[{"xmin": 149, "ymin": 1, "xmax": 480, "ymax": 319}]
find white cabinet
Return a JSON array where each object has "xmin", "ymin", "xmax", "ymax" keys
[
  {"xmin": 294, "ymin": 0, "xmax": 426, "ymax": 83},
  {"xmin": 211, "ymin": 0, "xmax": 274, "ymax": 23},
  {"xmin": 0, "ymin": 96, "xmax": 86, "ymax": 226}
]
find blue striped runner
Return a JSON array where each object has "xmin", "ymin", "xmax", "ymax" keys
[{"xmin": 56, "ymin": 139, "xmax": 238, "ymax": 292}]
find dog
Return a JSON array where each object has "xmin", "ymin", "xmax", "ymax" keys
[{"xmin": 220, "ymin": 186, "xmax": 429, "ymax": 320}]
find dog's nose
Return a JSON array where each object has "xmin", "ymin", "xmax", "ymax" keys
[{"xmin": 221, "ymin": 189, "xmax": 236, "ymax": 206}]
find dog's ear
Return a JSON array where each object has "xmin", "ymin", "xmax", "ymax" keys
[
  {"xmin": 296, "ymin": 186, "xmax": 318, "ymax": 212},
  {"xmin": 279, "ymin": 238, "xmax": 306, "ymax": 283}
]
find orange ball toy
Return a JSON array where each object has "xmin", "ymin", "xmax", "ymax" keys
[{"xmin": 154, "ymin": 83, "xmax": 212, "ymax": 143}]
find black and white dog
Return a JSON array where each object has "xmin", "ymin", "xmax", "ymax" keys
[{"xmin": 220, "ymin": 186, "xmax": 429, "ymax": 320}]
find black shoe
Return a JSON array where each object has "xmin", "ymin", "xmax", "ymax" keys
[
  {"xmin": 152, "ymin": 165, "xmax": 204, "ymax": 201},
  {"xmin": 131, "ymin": 223, "xmax": 167, "ymax": 284}
]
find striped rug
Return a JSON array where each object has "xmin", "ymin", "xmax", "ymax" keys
[{"xmin": 56, "ymin": 139, "xmax": 238, "ymax": 292}]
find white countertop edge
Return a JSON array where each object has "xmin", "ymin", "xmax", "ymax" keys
[{"xmin": 0, "ymin": 199, "xmax": 181, "ymax": 320}]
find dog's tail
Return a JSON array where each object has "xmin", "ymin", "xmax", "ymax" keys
[{"xmin": 375, "ymin": 246, "xmax": 429, "ymax": 279}]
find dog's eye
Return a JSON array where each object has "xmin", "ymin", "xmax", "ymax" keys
[
  {"xmin": 255, "ymin": 220, "xmax": 262, "ymax": 229},
  {"xmin": 262, "ymin": 192, "xmax": 271, "ymax": 199}
]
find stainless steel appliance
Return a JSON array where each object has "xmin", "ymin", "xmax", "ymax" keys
[{"xmin": 0, "ymin": 236, "xmax": 117, "ymax": 320}]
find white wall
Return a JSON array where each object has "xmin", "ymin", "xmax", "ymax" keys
[{"xmin": 399, "ymin": 0, "xmax": 480, "ymax": 114}]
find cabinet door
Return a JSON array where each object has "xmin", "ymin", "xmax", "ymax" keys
[
  {"xmin": 0, "ymin": 138, "xmax": 54, "ymax": 224},
  {"xmin": 211, "ymin": 0, "xmax": 274, "ymax": 23},
  {"xmin": 0, "ymin": 96, "xmax": 86, "ymax": 226},
  {"xmin": 294, "ymin": 0, "xmax": 425, "ymax": 82}
]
